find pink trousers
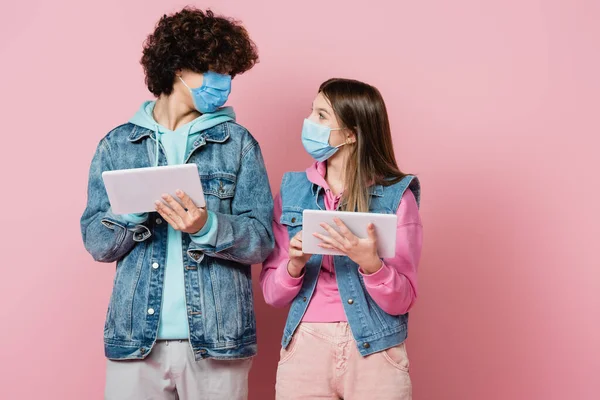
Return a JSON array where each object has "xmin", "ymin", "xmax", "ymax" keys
[{"xmin": 276, "ymin": 322, "xmax": 412, "ymax": 400}]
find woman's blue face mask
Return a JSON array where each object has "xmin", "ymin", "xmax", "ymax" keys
[{"xmin": 301, "ymin": 118, "xmax": 348, "ymax": 162}]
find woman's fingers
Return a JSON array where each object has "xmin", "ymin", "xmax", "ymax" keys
[
  {"xmin": 313, "ymin": 232, "xmax": 345, "ymax": 251},
  {"xmin": 333, "ymin": 218, "xmax": 359, "ymax": 245},
  {"xmin": 319, "ymin": 223, "xmax": 347, "ymax": 245}
]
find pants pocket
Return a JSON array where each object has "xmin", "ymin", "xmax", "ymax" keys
[
  {"xmin": 381, "ymin": 342, "xmax": 410, "ymax": 373},
  {"xmin": 278, "ymin": 330, "xmax": 303, "ymax": 366}
]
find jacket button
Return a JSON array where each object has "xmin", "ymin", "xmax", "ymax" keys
[
  {"xmin": 303, "ymin": 296, "xmax": 307, "ymax": 302},
  {"xmin": 147, "ymin": 308, "xmax": 155, "ymax": 315},
  {"xmin": 291, "ymin": 217, "xmax": 297, "ymax": 223},
  {"xmin": 347, "ymin": 299, "xmax": 354, "ymax": 305},
  {"xmin": 156, "ymin": 218, "xmax": 162, "ymax": 224},
  {"xmin": 363, "ymin": 342, "xmax": 370, "ymax": 349},
  {"xmin": 140, "ymin": 348, "xmax": 146, "ymax": 354},
  {"xmin": 152, "ymin": 262, "xmax": 159, "ymax": 269}
]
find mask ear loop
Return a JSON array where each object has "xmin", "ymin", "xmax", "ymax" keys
[
  {"xmin": 331, "ymin": 127, "xmax": 356, "ymax": 149},
  {"xmin": 343, "ymin": 127, "xmax": 356, "ymax": 146},
  {"xmin": 178, "ymin": 76, "xmax": 192, "ymax": 90}
]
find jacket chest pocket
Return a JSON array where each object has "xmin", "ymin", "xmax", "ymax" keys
[
  {"xmin": 280, "ymin": 208, "xmax": 303, "ymax": 239},
  {"xmin": 201, "ymin": 174, "xmax": 236, "ymax": 212}
]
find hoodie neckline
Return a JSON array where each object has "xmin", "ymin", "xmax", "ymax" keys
[
  {"xmin": 127, "ymin": 123, "xmax": 230, "ymax": 143},
  {"xmin": 306, "ymin": 161, "xmax": 385, "ymax": 198},
  {"xmin": 128, "ymin": 101, "xmax": 235, "ymax": 143}
]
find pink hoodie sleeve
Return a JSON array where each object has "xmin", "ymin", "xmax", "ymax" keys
[
  {"xmin": 259, "ymin": 194, "xmax": 305, "ymax": 307},
  {"xmin": 359, "ymin": 189, "xmax": 423, "ymax": 315}
]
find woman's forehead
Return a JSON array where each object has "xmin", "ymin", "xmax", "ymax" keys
[{"xmin": 313, "ymin": 93, "xmax": 333, "ymax": 109}]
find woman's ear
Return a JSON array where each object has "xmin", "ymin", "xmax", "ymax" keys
[{"xmin": 346, "ymin": 129, "xmax": 357, "ymax": 145}]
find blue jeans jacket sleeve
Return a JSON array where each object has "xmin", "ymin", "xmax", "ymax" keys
[
  {"xmin": 187, "ymin": 142, "xmax": 274, "ymax": 264},
  {"xmin": 80, "ymin": 139, "xmax": 151, "ymax": 263}
]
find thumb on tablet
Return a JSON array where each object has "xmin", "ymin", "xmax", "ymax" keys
[{"xmin": 367, "ymin": 223, "xmax": 377, "ymax": 242}]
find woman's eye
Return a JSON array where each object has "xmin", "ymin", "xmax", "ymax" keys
[{"xmin": 319, "ymin": 113, "xmax": 326, "ymax": 120}]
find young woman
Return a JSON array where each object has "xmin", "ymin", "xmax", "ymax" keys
[{"xmin": 260, "ymin": 78, "xmax": 422, "ymax": 400}]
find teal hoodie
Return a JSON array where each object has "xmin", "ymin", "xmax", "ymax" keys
[{"xmin": 126, "ymin": 101, "xmax": 235, "ymax": 339}]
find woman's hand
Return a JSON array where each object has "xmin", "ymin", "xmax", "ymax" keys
[
  {"xmin": 288, "ymin": 230, "xmax": 312, "ymax": 278},
  {"xmin": 313, "ymin": 218, "xmax": 383, "ymax": 274},
  {"xmin": 155, "ymin": 190, "xmax": 208, "ymax": 234}
]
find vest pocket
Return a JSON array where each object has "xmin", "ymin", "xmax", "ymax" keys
[{"xmin": 280, "ymin": 209, "xmax": 303, "ymax": 227}]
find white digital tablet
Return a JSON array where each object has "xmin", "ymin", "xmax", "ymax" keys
[
  {"xmin": 102, "ymin": 164, "xmax": 205, "ymax": 215},
  {"xmin": 302, "ymin": 210, "xmax": 398, "ymax": 258}
]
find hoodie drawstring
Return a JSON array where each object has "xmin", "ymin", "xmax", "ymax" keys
[{"xmin": 154, "ymin": 124, "xmax": 161, "ymax": 166}]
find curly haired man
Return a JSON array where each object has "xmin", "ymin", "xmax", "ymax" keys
[{"xmin": 80, "ymin": 8, "xmax": 274, "ymax": 399}]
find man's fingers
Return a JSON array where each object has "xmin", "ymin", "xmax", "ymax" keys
[
  {"xmin": 161, "ymin": 194, "xmax": 187, "ymax": 218},
  {"xmin": 176, "ymin": 190, "xmax": 197, "ymax": 211},
  {"xmin": 155, "ymin": 203, "xmax": 181, "ymax": 230}
]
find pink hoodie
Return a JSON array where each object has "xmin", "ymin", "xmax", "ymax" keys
[{"xmin": 260, "ymin": 162, "xmax": 423, "ymax": 321}]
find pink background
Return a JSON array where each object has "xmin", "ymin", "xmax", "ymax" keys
[{"xmin": 1, "ymin": 0, "xmax": 598, "ymax": 399}]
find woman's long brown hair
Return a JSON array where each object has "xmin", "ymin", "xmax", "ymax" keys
[{"xmin": 319, "ymin": 78, "xmax": 407, "ymax": 212}]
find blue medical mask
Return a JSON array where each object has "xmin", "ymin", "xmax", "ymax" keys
[
  {"xmin": 179, "ymin": 71, "xmax": 232, "ymax": 113},
  {"xmin": 301, "ymin": 118, "xmax": 347, "ymax": 162}
]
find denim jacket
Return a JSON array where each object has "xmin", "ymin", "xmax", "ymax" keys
[
  {"xmin": 80, "ymin": 121, "xmax": 274, "ymax": 360},
  {"xmin": 279, "ymin": 172, "xmax": 420, "ymax": 356}
]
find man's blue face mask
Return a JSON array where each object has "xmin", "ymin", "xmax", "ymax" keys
[{"xmin": 179, "ymin": 71, "xmax": 232, "ymax": 113}]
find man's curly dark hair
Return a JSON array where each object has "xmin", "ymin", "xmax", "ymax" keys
[{"xmin": 141, "ymin": 7, "xmax": 259, "ymax": 96}]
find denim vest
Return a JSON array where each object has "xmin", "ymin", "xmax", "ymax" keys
[
  {"xmin": 279, "ymin": 172, "xmax": 420, "ymax": 356},
  {"xmin": 81, "ymin": 122, "xmax": 274, "ymax": 361}
]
